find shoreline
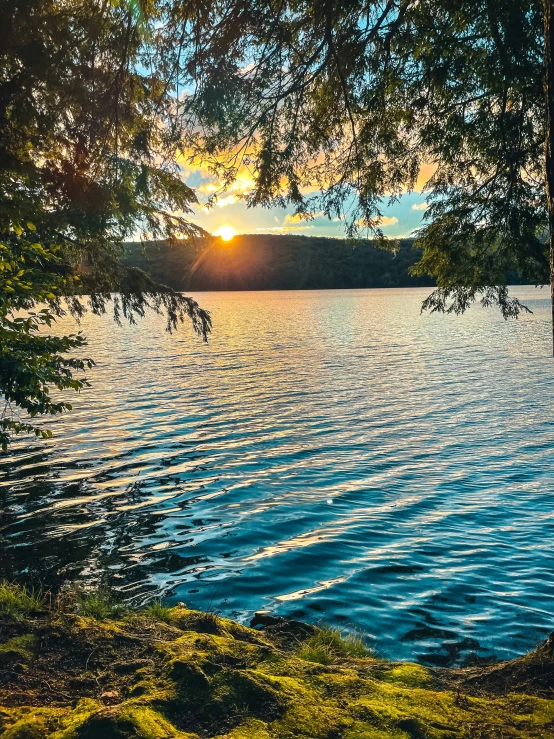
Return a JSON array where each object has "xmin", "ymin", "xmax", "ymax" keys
[{"xmin": 1, "ymin": 584, "xmax": 554, "ymax": 738}]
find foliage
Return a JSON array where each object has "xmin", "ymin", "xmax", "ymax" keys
[
  {"xmin": 2, "ymin": 0, "xmax": 548, "ymax": 449},
  {"xmin": 74, "ymin": 585, "xmax": 126, "ymax": 620},
  {"xmin": 0, "ymin": 580, "xmax": 46, "ymax": 620},
  {"xmin": 1, "ymin": 592, "xmax": 554, "ymax": 737},
  {"xmin": 123, "ymin": 235, "xmax": 440, "ymax": 290},
  {"xmin": 0, "ymin": 228, "xmax": 91, "ymax": 450},
  {"xmin": 183, "ymin": 0, "xmax": 549, "ymax": 316},
  {"xmin": 144, "ymin": 599, "xmax": 174, "ymax": 623},
  {"xmin": 297, "ymin": 627, "xmax": 373, "ymax": 664},
  {"xmin": 0, "ymin": 0, "xmax": 212, "ymax": 448}
]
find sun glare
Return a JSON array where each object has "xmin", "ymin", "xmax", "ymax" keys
[{"xmin": 215, "ymin": 225, "xmax": 236, "ymax": 241}]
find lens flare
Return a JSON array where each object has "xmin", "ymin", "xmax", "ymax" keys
[{"xmin": 215, "ymin": 225, "xmax": 236, "ymax": 241}]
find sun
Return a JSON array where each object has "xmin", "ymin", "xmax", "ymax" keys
[{"xmin": 215, "ymin": 225, "xmax": 236, "ymax": 241}]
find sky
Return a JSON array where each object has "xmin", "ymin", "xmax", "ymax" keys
[{"xmin": 182, "ymin": 161, "xmax": 435, "ymax": 241}]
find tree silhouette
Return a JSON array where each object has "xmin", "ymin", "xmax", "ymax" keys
[
  {"xmin": 185, "ymin": 0, "xmax": 553, "ymax": 342},
  {"xmin": 0, "ymin": 0, "xmax": 212, "ymax": 448}
]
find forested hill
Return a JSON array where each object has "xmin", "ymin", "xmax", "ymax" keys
[{"xmin": 123, "ymin": 234, "xmax": 436, "ymax": 291}]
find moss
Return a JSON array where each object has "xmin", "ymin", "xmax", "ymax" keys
[
  {"xmin": 0, "ymin": 635, "xmax": 38, "ymax": 664},
  {"xmin": 220, "ymin": 718, "xmax": 271, "ymax": 738},
  {"xmin": 351, "ymin": 680, "xmax": 554, "ymax": 738},
  {"xmin": 168, "ymin": 610, "xmax": 265, "ymax": 645},
  {"xmin": 169, "ymin": 610, "xmax": 222, "ymax": 635},
  {"xmin": 209, "ymin": 668, "xmax": 286, "ymax": 721},
  {"xmin": 169, "ymin": 659, "xmax": 210, "ymax": 694},
  {"xmin": 1, "ymin": 586, "xmax": 554, "ymax": 739},
  {"xmin": 0, "ymin": 708, "xmax": 61, "ymax": 739},
  {"xmin": 380, "ymin": 664, "xmax": 432, "ymax": 689},
  {"xmin": 0, "ymin": 703, "xmax": 99, "ymax": 739},
  {"xmin": 109, "ymin": 706, "xmax": 198, "ymax": 739},
  {"xmin": 49, "ymin": 700, "xmax": 101, "ymax": 739}
]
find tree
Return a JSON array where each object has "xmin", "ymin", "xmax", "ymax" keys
[
  {"xmin": 0, "ymin": 0, "xmax": 212, "ymax": 449},
  {"xmin": 182, "ymin": 0, "xmax": 551, "ymax": 338}
]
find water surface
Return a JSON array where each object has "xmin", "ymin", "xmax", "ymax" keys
[{"xmin": 1, "ymin": 286, "xmax": 553, "ymax": 666}]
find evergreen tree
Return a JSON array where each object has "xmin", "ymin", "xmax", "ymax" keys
[
  {"xmin": 184, "ymin": 0, "xmax": 552, "ymax": 337},
  {"xmin": 0, "ymin": 0, "xmax": 211, "ymax": 448}
]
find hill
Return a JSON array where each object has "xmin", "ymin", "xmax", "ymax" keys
[{"xmin": 122, "ymin": 234, "xmax": 436, "ymax": 291}]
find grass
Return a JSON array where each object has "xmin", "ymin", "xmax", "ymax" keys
[
  {"xmin": 0, "ymin": 580, "xmax": 553, "ymax": 739},
  {"xmin": 0, "ymin": 580, "xmax": 46, "ymax": 620},
  {"xmin": 74, "ymin": 586, "xmax": 126, "ymax": 620},
  {"xmin": 297, "ymin": 627, "xmax": 373, "ymax": 665},
  {"xmin": 144, "ymin": 600, "xmax": 173, "ymax": 623}
]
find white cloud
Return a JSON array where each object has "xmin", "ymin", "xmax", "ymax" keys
[
  {"xmin": 412, "ymin": 202, "xmax": 429, "ymax": 211},
  {"xmin": 215, "ymin": 195, "xmax": 237, "ymax": 208},
  {"xmin": 379, "ymin": 216, "xmax": 399, "ymax": 226}
]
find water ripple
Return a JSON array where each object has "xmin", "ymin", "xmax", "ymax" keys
[{"xmin": 1, "ymin": 286, "xmax": 553, "ymax": 666}]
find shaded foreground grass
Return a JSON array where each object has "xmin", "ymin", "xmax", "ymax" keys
[{"xmin": 1, "ymin": 584, "xmax": 554, "ymax": 738}]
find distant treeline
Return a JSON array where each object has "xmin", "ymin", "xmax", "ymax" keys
[{"xmin": 123, "ymin": 235, "xmax": 437, "ymax": 291}]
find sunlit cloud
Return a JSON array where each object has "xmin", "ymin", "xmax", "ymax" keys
[
  {"xmin": 356, "ymin": 216, "xmax": 399, "ymax": 228},
  {"xmin": 215, "ymin": 195, "xmax": 237, "ymax": 208},
  {"xmin": 284, "ymin": 210, "xmax": 324, "ymax": 224},
  {"xmin": 256, "ymin": 225, "xmax": 314, "ymax": 233},
  {"xmin": 178, "ymin": 150, "xmax": 433, "ymax": 239},
  {"xmin": 414, "ymin": 162, "xmax": 436, "ymax": 192}
]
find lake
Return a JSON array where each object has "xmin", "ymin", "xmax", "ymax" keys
[{"xmin": 1, "ymin": 286, "xmax": 554, "ymax": 666}]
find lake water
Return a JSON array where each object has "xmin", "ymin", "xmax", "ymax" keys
[{"xmin": 1, "ymin": 286, "xmax": 554, "ymax": 666}]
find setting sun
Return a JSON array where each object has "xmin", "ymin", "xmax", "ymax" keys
[{"xmin": 215, "ymin": 225, "xmax": 236, "ymax": 241}]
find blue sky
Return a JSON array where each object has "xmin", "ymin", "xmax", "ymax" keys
[{"xmin": 182, "ymin": 163, "xmax": 432, "ymax": 241}]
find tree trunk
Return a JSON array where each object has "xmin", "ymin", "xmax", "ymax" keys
[{"xmin": 545, "ymin": 0, "xmax": 554, "ymax": 355}]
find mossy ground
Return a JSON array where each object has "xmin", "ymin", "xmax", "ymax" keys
[{"xmin": 1, "ymin": 586, "xmax": 554, "ymax": 739}]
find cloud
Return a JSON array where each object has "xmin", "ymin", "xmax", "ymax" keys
[
  {"xmin": 284, "ymin": 211, "xmax": 324, "ymax": 224},
  {"xmin": 412, "ymin": 202, "xmax": 429, "ymax": 211},
  {"xmin": 414, "ymin": 162, "xmax": 437, "ymax": 192},
  {"xmin": 256, "ymin": 225, "xmax": 314, "ymax": 232},
  {"xmin": 215, "ymin": 195, "xmax": 237, "ymax": 208},
  {"xmin": 355, "ymin": 215, "xmax": 399, "ymax": 229},
  {"xmin": 283, "ymin": 213, "xmax": 305, "ymax": 224}
]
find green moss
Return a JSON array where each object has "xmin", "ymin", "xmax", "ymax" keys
[
  {"xmin": 168, "ymin": 610, "xmax": 265, "ymax": 645},
  {"xmin": 112, "ymin": 706, "xmax": 198, "ymax": 739},
  {"xmin": 0, "ymin": 701, "xmax": 101, "ymax": 739},
  {"xmin": 220, "ymin": 718, "xmax": 271, "ymax": 738},
  {"xmin": 343, "ymin": 725, "xmax": 406, "ymax": 739},
  {"xmin": 0, "ymin": 635, "xmax": 38, "ymax": 663},
  {"xmin": 276, "ymin": 700, "xmax": 349, "ymax": 738},
  {"xmin": 380, "ymin": 663, "xmax": 432, "ymax": 689},
  {"xmin": 0, "ymin": 582, "xmax": 46, "ymax": 621},
  {"xmin": 350, "ymin": 680, "xmax": 554, "ymax": 738},
  {"xmin": 0, "ymin": 707, "xmax": 66, "ymax": 739},
  {"xmin": 1, "ymin": 586, "xmax": 554, "ymax": 739},
  {"xmin": 210, "ymin": 668, "xmax": 286, "ymax": 718},
  {"xmin": 49, "ymin": 700, "xmax": 101, "ymax": 739},
  {"xmin": 169, "ymin": 610, "xmax": 222, "ymax": 635}
]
